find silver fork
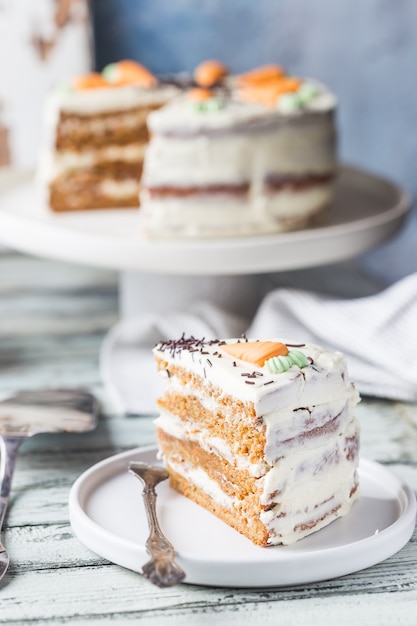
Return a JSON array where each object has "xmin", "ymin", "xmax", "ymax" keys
[{"xmin": 129, "ymin": 462, "xmax": 185, "ymax": 588}]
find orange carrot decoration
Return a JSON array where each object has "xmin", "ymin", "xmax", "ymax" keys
[
  {"xmin": 221, "ymin": 341, "xmax": 289, "ymax": 367},
  {"xmin": 186, "ymin": 87, "xmax": 215, "ymax": 102},
  {"xmin": 238, "ymin": 64, "xmax": 285, "ymax": 87},
  {"xmin": 103, "ymin": 60, "xmax": 157, "ymax": 88},
  {"xmin": 238, "ymin": 76, "xmax": 301, "ymax": 107},
  {"xmin": 194, "ymin": 60, "xmax": 228, "ymax": 87},
  {"xmin": 72, "ymin": 73, "xmax": 109, "ymax": 90}
]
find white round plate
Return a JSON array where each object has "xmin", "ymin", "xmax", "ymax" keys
[
  {"xmin": 0, "ymin": 166, "xmax": 410, "ymax": 275},
  {"xmin": 69, "ymin": 446, "xmax": 416, "ymax": 588}
]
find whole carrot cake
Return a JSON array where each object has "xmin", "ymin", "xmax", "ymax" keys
[
  {"xmin": 153, "ymin": 336, "xmax": 360, "ymax": 546},
  {"xmin": 39, "ymin": 59, "xmax": 337, "ymax": 235}
]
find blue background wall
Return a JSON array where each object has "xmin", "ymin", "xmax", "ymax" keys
[{"xmin": 91, "ymin": 0, "xmax": 417, "ymax": 283}]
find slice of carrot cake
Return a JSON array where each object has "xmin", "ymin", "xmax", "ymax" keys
[{"xmin": 153, "ymin": 336, "xmax": 360, "ymax": 546}]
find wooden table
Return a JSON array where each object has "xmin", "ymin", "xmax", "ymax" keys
[{"xmin": 0, "ymin": 251, "xmax": 416, "ymax": 625}]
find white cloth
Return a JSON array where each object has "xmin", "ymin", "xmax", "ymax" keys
[{"xmin": 100, "ymin": 273, "xmax": 417, "ymax": 415}]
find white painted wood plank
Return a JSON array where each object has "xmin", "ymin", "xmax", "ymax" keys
[
  {"xmin": 0, "ymin": 549, "xmax": 416, "ymax": 626},
  {"xmin": 5, "ymin": 523, "xmax": 107, "ymax": 571}
]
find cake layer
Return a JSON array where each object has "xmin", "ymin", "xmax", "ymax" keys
[
  {"xmin": 49, "ymin": 172, "xmax": 139, "ymax": 211},
  {"xmin": 46, "ymin": 144, "xmax": 146, "ymax": 177},
  {"xmin": 55, "ymin": 106, "xmax": 156, "ymax": 150}
]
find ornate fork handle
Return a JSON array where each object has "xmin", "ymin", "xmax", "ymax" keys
[
  {"xmin": 0, "ymin": 435, "xmax": 26, "ymax": 579},
  {"xmin": 129, "ymin": 462, "xmax": 185, "ymax": 588}
]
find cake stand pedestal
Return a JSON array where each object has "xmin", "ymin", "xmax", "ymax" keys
[
  {"xmin": 0, "ymin": 165, "xmax": 411, "ymax": 319},
  {"xmin": 119, "ymin": 272, "xmax": 264, "ymax": 319}
]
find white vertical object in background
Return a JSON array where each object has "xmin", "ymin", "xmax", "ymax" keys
[{"xmin": 0, "ymin": 0, "xmax": 91, "ymax": 172}]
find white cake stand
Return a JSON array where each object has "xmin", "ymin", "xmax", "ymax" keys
[{"xmin": 0, "ymin": 166, "xmax": 410, "ymax": 317}]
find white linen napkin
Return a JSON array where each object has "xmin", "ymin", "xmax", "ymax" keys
[
  {"xmin": 100, "ymin": 272, "xmax": 417, "ymax": 415},
  {"xmin": 248, "ymin": 272, "xmax": 417, "ymax": 403}
]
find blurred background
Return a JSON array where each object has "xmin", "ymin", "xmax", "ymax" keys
[{"xmin": 1, "ymin": 0, "xmax": 416, "ymax": 283}]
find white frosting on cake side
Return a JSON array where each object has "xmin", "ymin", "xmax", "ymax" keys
[
  {"xmin": 46, "ymin": 84, "xmax": 179, "ymax": 117},
  {"xmin": 142, "ymin": 118, "xmax": 335, "ymax": 186}
]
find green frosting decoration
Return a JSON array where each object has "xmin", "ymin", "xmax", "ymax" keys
[
  {"xmin": 296, "ymin": 82, "xmax": 319, "ymax": 105},
  {"xmin": 287, "ymin": 349, "xmax": 309, "ymax": 368},
  {"xmin": 192, "ymin": 98, "xmax": 224, "ymax": 113},
  {"xmin": 276, "ymin": 81, "xmax": 319, "ymax": 113},
  {"xmin": 266, "ymin": 355, "xmax": 292, "ymax": 374},
  {"xmin": 276, "ymin": 93, "xmax": 299, "ymax": 113},
  {"xmin": 265, "ymin": 350, "xmax": 309, "ymax": 374},
  {"xmin": 102, "ymin": 63, "xmax": 118, "ymax": 82}
]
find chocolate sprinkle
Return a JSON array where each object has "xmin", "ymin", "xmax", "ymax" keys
[
  {"xmin": 241, "ymin": 371, "xmax": 263, "ymax": 379},
  {"xmin": 156, "ymin": 335, "xmax": 221, "ymax": 358}
]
